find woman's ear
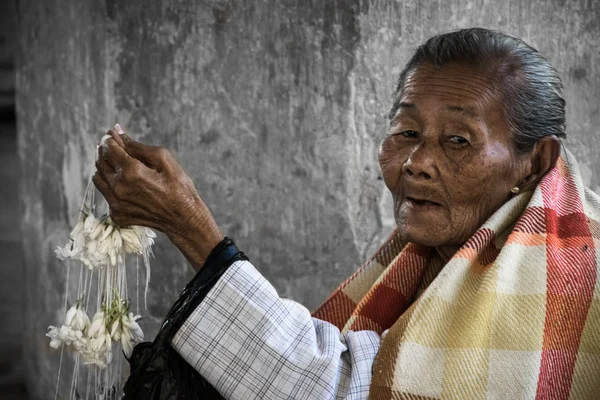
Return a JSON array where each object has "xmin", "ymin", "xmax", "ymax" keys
[{"xmin": 519, "ymin": 136, "xmax": 561, "ymax": 192}]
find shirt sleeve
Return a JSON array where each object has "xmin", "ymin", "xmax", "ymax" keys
[{"xmin": 171, "ymin": 259, "xmax": 380, "ymax": 400}]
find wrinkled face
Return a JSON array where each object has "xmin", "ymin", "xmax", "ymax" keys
[{"xmin": 379, "ymin": 63, "xmax": 527, "ymax": 249}]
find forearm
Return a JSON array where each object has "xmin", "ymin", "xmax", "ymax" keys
[{"xmin": 167, "ymin": 198, "xmax": 224, "ymax": 272}]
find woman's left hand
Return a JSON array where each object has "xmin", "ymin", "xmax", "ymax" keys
[{"xmin": 93, "ymin": 126, "xmax": 224, "ymax": 270}]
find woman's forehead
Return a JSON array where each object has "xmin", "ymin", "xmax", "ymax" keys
[
  {"xmin": 392, "ymin": 100, "xmax": 485, "ymax": 124},
  {"xmin": 399, "ymin": 63, "xmax": 500, "ymax": 114}
]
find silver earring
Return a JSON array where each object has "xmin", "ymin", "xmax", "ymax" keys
[{"xmin": 511, "ymin": 186, "xmax": 520, "ymax": 194}]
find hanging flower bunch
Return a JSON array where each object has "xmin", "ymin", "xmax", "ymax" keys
[
  {"xmin": 47, "ymin": 127, "xmax": 155, "ymax": 399},
  {"xmin": 55, "ymin": 209, "xmax": 156, "ymax": 269},
  {"xmin": 47, "ymin": 300, "xmax": 89, "ymax": 352},
  {"xmin": 47, "ymin": 297, "xmax": 144, "ymax": 369}
]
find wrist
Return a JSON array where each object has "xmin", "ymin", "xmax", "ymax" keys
[{"xmin": 167, "ymin": 201, "xmax": 224, "ymax": 271}]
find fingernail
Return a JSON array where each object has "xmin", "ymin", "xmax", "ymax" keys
[{"xmin": 114, "ymin": 123, "xmax": 125, "ymax": 135}]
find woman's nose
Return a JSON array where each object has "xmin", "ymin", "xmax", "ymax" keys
[{"xmin": 402, "ymin": 144, "xmax": 435, "ymax": 180}]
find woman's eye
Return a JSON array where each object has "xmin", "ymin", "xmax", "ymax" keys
[
  {"xmin": 449, "ymin": 135, "xmax": 468, "ymax": 144},
  {"xmin": 401, "ymin": 130, "xmax": 418, "ymax": 138}
]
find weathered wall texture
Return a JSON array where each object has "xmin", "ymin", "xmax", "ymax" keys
[{"xmin": 17, "ymin": 0, "xmax": 600, "ymax": 398}]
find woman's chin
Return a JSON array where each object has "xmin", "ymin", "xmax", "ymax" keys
[
  {"xmin": 395, "ymin": 209, "xmax": 453, "ymax": 247},
  {"xmin": 396, "ymin": 223, "xmax": 452, "ymax": 248}
]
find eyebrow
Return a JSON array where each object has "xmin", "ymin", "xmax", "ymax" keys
[
  {"xmin": 398, "ymin": 102, "xmax": 415, "ymax": 110},
  {"xmin": 445, "ymin": 105, "xmax": 480, "ymax": 119},
  {"xmin": 390, "ymin": 102, "xmax": 415, "ymax": 122},
  {"xmin": 396, "ymin": 102, "xmax": 481, "ymax": 120}
]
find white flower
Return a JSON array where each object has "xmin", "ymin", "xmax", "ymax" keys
[
  {"xmin": 91, "ymin": 302, "xmax": 145, "ymax": 359},
  {"xmin": 106, "ymin": 224, "xmax": 154, "ymax": 263},
  {"xmin": 55, "ymin": 245, "xmax": 72, "ymax": 260},
  {"xmin": 48, "ymin": 300, "xmax": 91, "ymax": 351},
  {"xmin": 73, "ymin": 336, "xmax": 87, "ymax": 352},
  {"xmin": 111, "ymin": 229, "xmax": 123, "ymax": 251},
  {"xmin": 143, "ymin": 227, "xmax": 157, "ymax": 239},
  {"xmin": 64, "ymin": 305, "xmax": 77, "ymax": 327},
  {"xmin": 88, "ymin": 311, "xmax": 105, "ymax": 337},
  {"xmin": 110, "ymin": 319, "xmax": 120, "ymax": 341},
  {"xmin": 119, "ymin": 312, "xmax": 144, "ymax": 357},
  {"xmin": 97, "ymin": 236, "xmax": 112, "ymax": 258},
  {"xmin": 47, "ymin": 325, "xmax": 59, "ymax": 338},
  {"xmin": 120, "ymin": 329, "xmax": 133, "ymax": 357},
  {"xmin": 142, "ymin": 227, "xmax": 156, "ymax": 246},
  {"xmin": 72, "ymin": 308, "xmax": 91, "ymax": 332},
  {"xmin": 88, "ymin": 333, "xmax": 107, "ymax": 352},
  {"xmin": 46, "ymin": 326, "xmax": 62, "ymax": 349},
  {"xmin": 124, "ymin": 313, "xmax": 144, "ymax": 342},
  {"xmin": 81, "ymin": 311, "xmax": 113, "ymax": 369},
  {"xmin": 109, "ymin": 248, "xmax": 117, "ymax": 267},
  {"xmin": 55, "ymin": 208, "xmax": 156, "ymax": 271},
  {"xmin": 57, "ymin": 325, "xmax": 84, "ymax": 346},
  {"xmin": 82, "ymin": 340, "xmax": 110, "ymax": 369},
  {"xmin": 100, "ymin": 224, "xmax": 114, "ymax": 241},
  {"xmin": 70, "ymin": 226, "xmax": 86, "ymax": 253},
  {"xmin": 89, "ymin": 222, "xmax": 104, "ymax": 240},
  {"xmin": 85, "ymin": 239, "xmax": 98, "ymax": 255},
  {"xmin": 121, "ymin": 229, "xmax": 142, "ymax": 254},
  {"xmin": 83, "ymin": 214, "xmax": 99, "ymax": 234}
]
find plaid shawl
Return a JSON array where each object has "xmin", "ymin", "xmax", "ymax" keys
[{"xmin": 312, "ymin": 149, "xmax": 600, "ymax": 399}]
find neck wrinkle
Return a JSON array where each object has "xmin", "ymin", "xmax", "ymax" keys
[{"xmin": 435, "ymin": 245, "xmax": 459, "ymax": 263}]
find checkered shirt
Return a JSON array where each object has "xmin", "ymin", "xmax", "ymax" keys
[{"xmin": 171, "ymin": 260, "xmax": 382, "ymax": 399}]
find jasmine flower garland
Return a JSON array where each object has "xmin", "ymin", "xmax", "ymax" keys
[{"xmin": 47, "ymin": 127, "xmax": 155, "ymax": 399}]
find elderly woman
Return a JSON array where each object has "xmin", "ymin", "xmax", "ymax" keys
[{"xmin": 94, "ymin": 28, "xmax": 600, "ymax": 399}]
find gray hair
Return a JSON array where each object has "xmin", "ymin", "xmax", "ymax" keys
[{"xmin": 389, "ymin": 28, "xmax": 566, "ymax": 154}]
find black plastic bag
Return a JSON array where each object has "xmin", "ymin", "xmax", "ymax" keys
[
  {"xmin": 123, "ymin": 238, "xmax": 246, "ymax": 400},
  {"xmin": 124, "ymin": 343, "xmax": 224, "ymax": 399}
]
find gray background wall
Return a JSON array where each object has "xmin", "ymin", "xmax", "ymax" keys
[
  {"xmin": 12, "ymin": 0, "xmax": 600, "ymax": 398},
  {"xmin": 0, "ymin": 0, "xmax": 25, "ymax": 399}
]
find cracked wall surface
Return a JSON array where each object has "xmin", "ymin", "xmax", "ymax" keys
[{"xmin": 17, "ymin": 0, "xmax": 599, "ymax": 397}]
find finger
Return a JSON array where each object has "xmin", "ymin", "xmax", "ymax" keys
[
  {"xmin": 95, "ymin": 158, "xmax": 120, "ymax": 197},
  {"xmin": 115, "ymin": 209, "xmax": 164, "ymax": 230},
  {"xmin": 96, "ymin": 149, "xmax": 115, "ymax": 180},
  {"xmin": 103, "ymin": 138, "xmax": 133, "ymax": 172},
  {"xmin": 92, "ymin": 172, "xmax": 117, "ymax": 205},
  {"xmin": 119, "ymin": 134, "xmax": 163, "ymax": 168},
  {"xmin": 111, "ymin": 214, "xmax": 162, "ymax": 231},
  {"xmin": 97, "ymin": 133, "xmax": 113, "ymax": 163},
  {"xmin": 111, "ymin": 124, "xmax": 125, "ymax": 148}
]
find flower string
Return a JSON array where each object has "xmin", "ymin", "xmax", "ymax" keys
[{"xmin": 48, "ymin": 126, "xmax": 154, "ymax": 399}]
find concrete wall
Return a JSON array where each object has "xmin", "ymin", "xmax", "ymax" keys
[
  {"xmin": 0, "ymin": 0, "xmax": 27, "ymax": 399},
  {"xmin": 17, "ymin": 0, "xmax": 600, "ymax": 398}
]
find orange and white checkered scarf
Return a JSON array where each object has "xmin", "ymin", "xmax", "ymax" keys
[{"xmin": 313, "ymin": 149, "xmax": 600, "ymax": 399}]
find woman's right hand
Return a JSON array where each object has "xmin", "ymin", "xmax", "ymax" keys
[{"xmin": 93, "ymin": 125, "xmax": 223, "ymax": 270}]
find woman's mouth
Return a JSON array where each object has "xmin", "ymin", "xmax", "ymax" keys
[{"xmin": 405, "ymin": 197, "xmax": 442, "ymax": 210}]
